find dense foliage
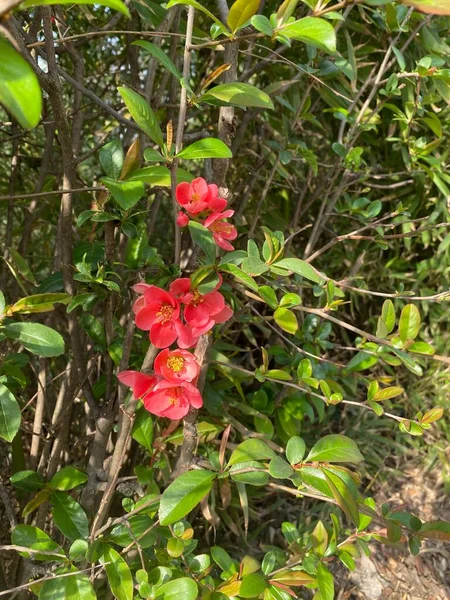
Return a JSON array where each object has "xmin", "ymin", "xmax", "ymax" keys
[{"xmin": 0, "ymin": 0, "xmax": 449, "ymax": 598}]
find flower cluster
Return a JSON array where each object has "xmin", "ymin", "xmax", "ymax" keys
[
  {"xmin": 176, "ymin": 177, "xmax": 238, "ymax": 251},
  {"xmin": 118, "ymin": 349, "xmax": 202, "ymax": 419}
]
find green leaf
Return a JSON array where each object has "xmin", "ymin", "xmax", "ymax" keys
[
  {"xmin": 258, "ymin": 286, "xmax": 278, "ymax": 309},
  {"xmin": 0, "ymin": 36, "xmax": 42, "ymax": 129},
  {"xmin": 38, "ymin": 577, "xmax": 67, "ymax": 599},
  {"xmin": 239, "ymin": 573, "xmax": 267, "ymax": 598},
  {"xmin": 409, "ymin": 341, "xmax": 435, "ymax": 355},
  {"xmin": 64, "ymin": 573, "xmax": 97, "ymax": 600},
  {"xmin": 269, "ymin": 456, "xmax": 294, "ymax": 479},
  {"xmin": 271, "ymin": 569, "xmax": 316, "ymax": 587},
  {"xmin": 220, "ymin": 263, "xmax": 258, "ymax": 292},
  {"xmin": 156, "ymin": 578, "xmax": 198, "ymax": 600},
  {"xmin": 228, "ymin": 439, "xmax": 276, "ymax": 466},
  {"xmin": 51, "ymin": 492, "xmax": 89, "ymax": 541},
  {"xmin": 99, "ymin": 140, "xmax": 124, "ymax": 179},
  {"xmin": 49, "ymin": 467, "xmax": 88, "ymax": 491},
  {"xmin": 12, "ymin": 525, "xmax": 63, "ymax": 561},
  {"xmin": 274, "ymin": 307, "xmax": 298, "ymax": 334},
  {"xmin": 143, "ymin": 148, "xmax": 166, "ymax": 162},
  {"xmin": 401, "ymin": 0, "xmax": 450, "ymax": 16},
  {"xmin": 418, "ymin": 520, "xmax": 450, "ymax": 541},
  {"xmin": 345, "ymin": 351, "xmax": 378, "ymax": 373},
  {"xmin": 421, "ymin": 406, "xmax": 444, "ymax": 424},
  {"xmin": 11, "ymin": 293, "xmax": 71, "ymax": 314},
  {"xmin": 118, "ymin": 86, "xmax": 163, "ymax": 147},
  {"xmin": 132, "ymin": 406, "xmax": 153, "ymax": 451},
  {"xmin": 316, "ymin": 563, "xmax": 335, "ymax": 600},
  {"xmin": 68, "ymin": 539, "xmax": 89, "ymax": 561},
  {"xmin": 201, "ymin": 82, "xmax": 274, "ymax": 110},
  {"xmin": 166, "ymin": 0, "xmax": 227, "ymax": 30},
  {"xmin": 3, "ymin": 322, "xmax": 65, "ymax": 357},
  {"xmin": 381, "ymin": 299, "xmax": 396, "ymax": 334},
  {"xmin": 133, "ymin": 40, "xmax": 182, "ymax": 81},
  {"xmin": 227, "ymin": 0, "xmax": 260, "ymax": 33},
  {"xmin": 372, "ymin": 386, "xmax": 404, "ymax": 401},
  {"xmin": 278, "ymin": 17, "xmax": 336, "ymax": 53},
  {"xmin": 392, "ymin": 348, "xmax": 423, "ymax": 376},
  {"xmin": 230, "ymin": 461, "xmax": 270, "ymax": 486},
  {"xmin": 323, "ymin": 468, "xmax": 360, "ymax": 527},
  {"xmin": 266, "ymin": 369, "xmax": 292, "ymax": 381},
  {"xmin": 0, "ymin": 383, "xmax": 21, "ymax": 442},
  {"xmin": 100, "ymin": 546, "xmax": 133, "ymax": 600},
  {"xmin": 399, "ymin": 304, "xmax": 421, "ymax": 341},
  {"xmin": 101, "ymin": 177, "xmax": 145, "ymax": 211},
  {"xmin": 311, "ymin": 520, "xmax": 328, "ymax": 556},
  {"xmin": 9, "ymin": 248, "xmax": 37, "ymax": 285},
  {"xmin": 159, "ymin": 470, "xmax": 217, "ymax": 525},
  {"xmin": 286, "ymin": 436, "xmax": 306, "ymax": 465},
  {"xmin": 21, "ymin": 0, "xmax": 130, "ymax": 16},
  {"xmin": 251, "ymin": 15, "xmax": 273, "ymax": 36},
  {"xmin": 306, "ymin": 434, "xmax": 364, "ymax": 464},
  {"xmin": 176, "ymin": 138, "xmax": 232, "ymax": 159},
  {"xmin": 10, "ymin": 470, "xmax": 45, "ymax": 492},
  {"xmin": 279, "ymin": 293, "xmax": 301, "ymax": 308},
  {"xmin": 273, "ymin": 257, "xmax": 322, "ymax": 283},
  {"xmin": 189, "ymin": 221, "xmax": 217, "ymax": 264}
]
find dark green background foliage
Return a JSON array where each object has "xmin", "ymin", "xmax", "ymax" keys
[{"xmin": 0, "ymin": 0, "xmax": 449, "ymax": 598}]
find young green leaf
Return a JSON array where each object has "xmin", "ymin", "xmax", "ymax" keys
[
  {"xmin": 268, "ymin": 456, "xmax": 294, "ymax": 479},
  {"xmin": 176, "ymin": 138, "xmax": 232, "ymax": 159},
  {"xmin": 399, "ymin": 304, "xmax": 421, "ymax": 341},
  {"xmin": 316, "ymin": 562, "xmax": 335, "ymax": 600},
  {"xmin": 132, "ymin": 406, "xmax": 153, "ymax": 451},
  {"xmin": 10, "ymin": 470, "xmax": 45, "ymax": 492},
  {"xmin": 159, "ymin": 470, "xmax": 217, "ymax": 525},
  {"xmin": 0, "ymin": 383, "xmax": 21, "ymax": 443},
  {"xmin": 277, "ymin": 17, "xmax": 337, "ymax": 53},
  {"xmin": 118, "ymin": 87, "xmax": 163, "ymax": 147},
  {"xmin": 306, "ymin": 434, "xmax": 364, "ymax": 464},
  {"xmin": 64, "ymin": 573, "xmax": 97, "ymax": 600},
  {"xmin": 219, "ymin": 263, "xmax": 259, "ymax": 292},
  {"xmin": 401, "ymin": 0, "xmax": 450, "ymax": 15},
  {"xmin": 372, "ymin": 386, "xmax": 404, "ymax": 401},
  {"xmin": 0, "ymin": 36, "xmax": 42, "ymax": 129},
  {"xmin": 11, "ymin": 293, "xmax": 71, "ymax": 314},
  {"xmin": 323, "ymin": 468, "xmax": 360, "ymax": 527},
  {"xmin": 251, "ymin": 15, "xmax": 273, "ymax": 36},
  {"xmin": 227, "ymin": 0, "xmax": 260, "ymax": 34},
  {"xmin": 11, "ymin": 525, "xmax": 63, "ymax": 561},
  {"xmin": 201, "ymin": 82, "xmax": 274, "ymax": 109},
  {"xmin": 274, "ymin": 307, "xmax": 298, "ymax": 334},
  {"xmin": 239, "ymin": 573, "xmax": 267, "ymax": 598}
]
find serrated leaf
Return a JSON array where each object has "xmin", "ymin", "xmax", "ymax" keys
[
  {"xmin": 99, "ymin": 140, "xmax": 124, "ymax": 179},
  {"xmin": 228, "ymin": 439, "xmax": 276, "ymax": 466},
  {"xmin": 101, "ymin": 177, "xmax": 145, "ymax": 211}
]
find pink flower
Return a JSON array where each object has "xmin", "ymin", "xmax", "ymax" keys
[
  {"xmin": 176, "ymin": 177, "xmax": 227, "ymax": 215},
  {"xmin": 169, "ymin": 277, "xmax": 233, "ymax": 331},
  {"xmin": 117, "ymin": 370, "xmax": 158, "ymax": 400},
  {"xmin": 154, "ymin": 348, "xmax": 200, "ymax": 383},
  {"xmin": 176, "ymin": 211, "xmax": 189, "ymax": 227},
  {"xmin": 132, "ymin": 285, "xmax": 181, "ymax": 348},
  {"xmin": 204, "ymin": 210, "xmax": 237, "ymax": 251},
  {"xmin": 144, "ymin": 380, "xmax": 203, "ymax": 420}
]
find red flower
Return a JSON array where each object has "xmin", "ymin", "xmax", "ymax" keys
[
  {"xmin": 204, "ymin": 210, "xmax": 237, "ymax": 251},
  {"xmin": 133, "ymin": 285, "xmax": 181, "ymax": 348},
  {"xmin": 176, "ymin": 211, "xmax": 189, "ymax": 227},
  {"xmin": 154, "ymin": 348, "xmax": 200, "ymax": 383},
  {"xmin": 144, "ymin": 380, "xmax": 203, "ymax": 419},
  {"xmin": 176, "ymin": 177, "xmax": 227, "ymax": 215},
  {"xmin": 117, "ymin": 370, "xmax": 158, "ymax": 399},
  {"xmin": 170, "ymin": 277, "xmax": 233, "ymax": 330}
]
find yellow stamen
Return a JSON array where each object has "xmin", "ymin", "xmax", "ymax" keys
[
  {"xmin": 157, "ymin": 303, "xmax": 174, "ymax": 324},
  {"xmin": 167, "ymin": 356, "xmax": 185, "ymax": 373}
]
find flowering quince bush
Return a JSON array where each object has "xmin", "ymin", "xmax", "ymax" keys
[{"xmin": 1, "ymin": 1, "xmax": 450, "ymax": 600}]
